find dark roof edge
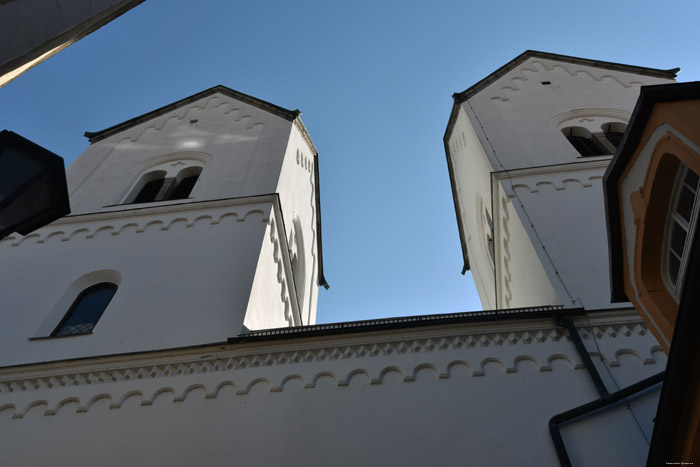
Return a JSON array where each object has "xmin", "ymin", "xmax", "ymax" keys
[
  {"xmin": 84, "ymin": 85, "xmax": 301, "ymax": 144},
  {"xmin": 313, "ymin": 153, "xmax": 329, "ymax": 289},
  {"xmin": 229, "ymin": 305, "xmax": 585, "ymax": 343},
  {"xmin": 442, "ymin": 128, "xmax": 470, "ymax": 273},
  {"xmin": 604, "ymin": 81, "xmax": 700, "ymax": 301},
  {"xmin": 453, "ymin": 50, "xmax": 679, "ymax": 105}
]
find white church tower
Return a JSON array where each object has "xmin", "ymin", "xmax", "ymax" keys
[
  {"xmin": 444, "ymin": 51, "xmax": 677, "ymax": 310},
  {"xmin": 0, "ymin": 85, "xmax": 326, "ymax": 367}
]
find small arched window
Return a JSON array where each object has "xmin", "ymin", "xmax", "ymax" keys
[
  {"xmin": 51, "ymin": 282, "xmax": 118, "ymax": 336},
  {"xmin": 128, "ymin": 167, "xmax": 202, "ymax": 204},
  {"xmin": 562, "ymin": 126, "xmax": 607, "ymax": 157},
  {"xmin": 602, "ymin": 122, "xmax": 627, "ymax": 149}
]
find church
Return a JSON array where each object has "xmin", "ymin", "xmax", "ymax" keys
[{"xmin": 0, "ymin": 51, "xmax": 677, "ymax": 466}]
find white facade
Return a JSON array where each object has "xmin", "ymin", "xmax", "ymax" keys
[
  {"xmin": 445, "ymin": 52, "xmax": 676, "ymax": 310},
  {"xmin": 0, "ymin": 55, "xmax": 677, "ymax": 466},
  {"xmin": 0, "ymin": 86, "xmax": 322, "ymax": 366},
  {"xmin": 0, "ymin": 309, "xmax": 665, "ymax": 467}
]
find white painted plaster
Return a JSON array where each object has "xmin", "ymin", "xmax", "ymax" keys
[
  {"xmin": 0, "ymin": 310, "xmax": 664, "ymax": 467},
  {"xmin": 451, "ymin": 58, "xmax": 675, "ymax": 311}
]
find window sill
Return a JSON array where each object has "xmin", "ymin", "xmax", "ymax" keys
[{"xmin": 28, "ymin": 332, "xmax": 93, "ymax": 341}]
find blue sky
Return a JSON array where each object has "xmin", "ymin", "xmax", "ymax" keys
[{"xmin": 1, "ymin": 0, "xmax": 698, "ymax": 323}]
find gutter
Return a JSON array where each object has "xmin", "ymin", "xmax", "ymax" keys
[
  {"xmin": 549, "ymin": 372, "xmax": 664, "ymax": 467},
  {"xmin": 551, "ymin": 312, "xmax": 664, "ymax": 466}
]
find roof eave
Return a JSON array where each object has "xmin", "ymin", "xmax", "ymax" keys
[
  {"xmin": 453, "ymin": 50, "xmax": 679, "ymax": 105},
  {"xmin": 443, "ymin": 102, "xmax": 470, "ymax": 273},
  {"xmin": 84, "ymin": 85, "xmax": 301, "ymax": 144}
]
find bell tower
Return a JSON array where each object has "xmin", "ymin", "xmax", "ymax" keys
[
  {"xmin": 444, "ymin": 51, "xmax": 676, "ymax": 310},
  {"xmin": 0, "ymin": 85, "xmax": 326, "ymax": 367}
]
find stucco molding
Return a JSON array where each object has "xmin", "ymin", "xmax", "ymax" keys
[
  {"xmin": 0, "ymin": 197, "xmax": 277, "ymax": 248},
  {"xmin": 267, "ymin": 213, "xmax": 300, "ymax": 327},
  {"xmin": 551, "ymin": 108, "xmax": 631, "ymax": 130},
  {"xmin": 0, "ymin": 340, "xmax": 664, "ymax": 421},
  {"xmin": 0, "ymin": 317, "xmax": 654, "ymax": 396}
]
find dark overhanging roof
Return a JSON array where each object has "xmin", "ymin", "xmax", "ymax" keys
[
  {"xmin": 84, "ymin": 84, "xmax": 302, "ymax": 144},
  {"xmin": 229, "ymin": 305, "xmax": 581, "ymax": 343},
  {"xmin": 603, "ymin": 81, "xmax": 700, "ymax": 302},
  {"xmin": 443, "ymin": 50, "xmax": 680, "ymax": 275},
  {"xmin": 453, "ymin": 50, "xmax": 679, "ymax": 105}
]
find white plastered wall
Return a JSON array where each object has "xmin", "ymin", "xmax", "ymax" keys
[
  {"xmin": 66, "ymin": 92, "xmax": 293, "ymax": 215},
  {"xmin": 275, "ymin": 122, "xmax": 320, "ymax": 325},
  {"xmin": 0, "ymin": 199, "xmax": 274, "ymax": 367},
  {"xmin": 448, "ymin": 107, "xmax": 497, "ymax": 308},
  {"xmin": 493, "ymin": 181, "xmax": 561, "ymax": 308},
  {"xmin": 0, "ymin": 310, "xmax": 665, "ymax": 467},
  {"xmin": 0, "ymin": 90, "xmax": 325, "ymax": 365},
  {"xmin": 243, "ymin": 205, "xmax": 301, "ymax": 331},
  {"xmin": 454, "ymin": 59, "xmax": 675, "ymax": 310}
]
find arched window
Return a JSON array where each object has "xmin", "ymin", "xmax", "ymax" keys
[
  {"xmin": 130, "ymin": 170, "xmax": 167, "ymax": 204},
  {"xmin": 133, "ymin": 178, "xmax": 165, "ymax": 203},
  {"xmin": 168, "ymin": 167, "xmax": 202, "ymax": 200},
  {"xmin": 562, "ymin": 126, "xmax": 607, "ymax": 157},
  {"xmin": 664, "ymin": 164, "xmax": 700, "ymax": 300},
  {"xmin": 51, "ymin": 282, "xmax": 117, "ymax": 336},
  {"xmin": 127, "ymin": 167, "xmax": 202, "ymax": 204},
  {"xmin": 602, "ymin": 122, "xmax": 627, "ymax": 149}
]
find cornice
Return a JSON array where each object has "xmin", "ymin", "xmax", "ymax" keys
[
  {"xmin": 0, "ymin": 195, "xmax": 279, "ymax": 248},
  {"xmin": 0, "ymin": 313, "xmax": 654, "ymax": 390},
  {"xmin": 0, "ymin": 312, "xmax": 663, "ymax": 420}
]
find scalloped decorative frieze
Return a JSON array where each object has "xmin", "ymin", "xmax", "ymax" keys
[
  {"xmin": 500, "ymin": 195, "xmax": 513, "ymax": 307},
  {"xmin": 0, "ymin": 320, "xmax": 654, "ymax": 396},
  {"xmin": 267, "ymin": 216, "xmax": 295, "ymax": 326},
  {"xmin": 489, "ymin": 60, "xmax": 646, "ymax": 102},
  {"xmin": 119, "ymin": 95, "xmax": 266, "ymax": 144},
  {"xmin": 507, "ymin": 175, "xmax": 603, "ymax": 197},
  {"xmin": 0, "ymin": 207, "xmax": 269, "ymax": 248},
  {"xmin": 0, "ymin": 346, "xmax": 665, "ymax": 420}
]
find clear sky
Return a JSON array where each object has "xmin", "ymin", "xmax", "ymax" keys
[{"xmin": 1, "ymin": 0, "xmax": 698, "ymax": 324}]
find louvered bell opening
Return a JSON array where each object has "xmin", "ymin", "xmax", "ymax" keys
[
  {"xmin": 604, "ymin": 131, "xmax": 624, "ymax": 149},
  {"xmin": 132, "ymin": 179, "xmax": 165, "ymax": 203},
  {"xmin": 567, "ymin": 136, "xmax": 605, "ymax": 157},
  {"xmin": 168, "ymin": 175, "xmax": 198, "ymax": 200}
]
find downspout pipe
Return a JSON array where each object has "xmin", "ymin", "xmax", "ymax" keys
[
  {"xmin": 548, "ymin": 371, "xmax": 664, "ymax": 467},
  {"xmin": 555, "ymin": 314, "xmax": 609, "ymax": 398}
]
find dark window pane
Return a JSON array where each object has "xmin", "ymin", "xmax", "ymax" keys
[
  {"xmin": 168, "ymin": 175, "xmax": 198, "ymax": 200},
  {"xmin": 676, "ymin": 185, "xmax": 696, "ymax": 224},
  {"xmin": 668, "ymin": 253, "xmax": 681, "ymax": 287},
  {"xmin": 670, "ymin": 220, "xmax": 688, "ymax": 258},
  {"xmin": 685, "ymin": 169, "xmax": 699, "ymax": 192},
  {"xmin": 133, "ymin": 179, "xmax": 164, "ymax": 203},
  {"xmin": 52, "ymin": 283, "xmax": 117, "ymax": 337},
  {"xmin": 567, "ymin": 136, "xmax": 606, "ymax": 157},
  {"xmin": 604, "ymin": 132, "xmax": 624, "ymax": 148}
]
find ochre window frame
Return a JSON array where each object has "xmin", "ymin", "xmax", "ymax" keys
[{"xmin": 626, "ymin": 132, "xmax": 700, "ymax": 347}]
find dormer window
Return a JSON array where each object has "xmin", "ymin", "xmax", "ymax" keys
[
  {"xmin": 128, "ymin": 167, "xmax": 202, "ymax": 204},
  {"xmin": 562, "ymin": 126, "xmax": 607, "ymax": 157},
  {"xmin": 664, "ymin": 164, "xmax": 700, "ymax": 300}
]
